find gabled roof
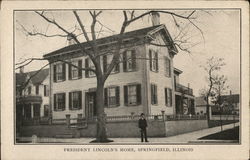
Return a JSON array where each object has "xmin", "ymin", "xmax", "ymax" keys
[
  {"xmin": 16, "ymin": 68, "xmax": 49, "ymax": 87},
  {"xmin": 43, "ymin": 24, "xmax": 178, "ymax": 59},
  {"xmin": 195, "ymin": 97, "xmax": 207, "ymax": 106}
]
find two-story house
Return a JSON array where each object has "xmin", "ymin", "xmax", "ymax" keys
[
  {"xmin": 43, "ymin": 14, "xmax": 194, "ymax": 120},
  {"xmin": 16, "ymin": 68, "xmax": 50, "ymax": 122}
]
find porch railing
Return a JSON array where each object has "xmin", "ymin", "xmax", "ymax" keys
[{"xmin": 175, "ymin": 83, "xmax": 193, "ymax": 95}]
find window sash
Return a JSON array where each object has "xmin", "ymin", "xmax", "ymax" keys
[
  {"xmin": 71, "ymin": 61, "xmax": 79, "ymax": 79},
  {"xmin": 165, "ymin": 57, "xmax": 171, "ymax": 77},
  {"xmin": 56, "ymin": 64, "xmax": 63, "ymax": 81},
  {"xmin": 128, "ymin": 85, "xmax": 137, "ymax": 105},
  {"xmin": 57, "ymin": 94, "xmax": 64, "ymax": 110}
]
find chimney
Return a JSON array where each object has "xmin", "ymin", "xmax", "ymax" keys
[
  {"xmin": 67, "ymin": 35, "xmax": 76, "ymax": 46},
  {"xmin": 20, "ymin": 66, "xmax": 24, "ymax": 73},
  {"xmin": 151, "ymin": 11, "xmax": 160, "ymax": 26}
]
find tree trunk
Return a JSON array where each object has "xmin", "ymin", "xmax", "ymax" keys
[
  {"xmin": 92, "ymin": 79, "xmax": 113, "ymax": 143},
  {"xmin": 206, "ymin": 98, "xmax": 210, "ymax": 126}
]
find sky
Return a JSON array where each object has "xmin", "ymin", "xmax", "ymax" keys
[{"xmin": 15, "ymin": 10, "xmax": 240, "ymax": 96}]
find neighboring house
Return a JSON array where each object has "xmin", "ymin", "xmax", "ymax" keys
[
  {"xmin": 174, "ymin": 68, "xmax": 195, "ymax": 115},
  {"xmin": 43, "ymin": 14, "xmax": 194, "ymax": 120},
  {"xmin": 16, "ymin": 68, "xmax": 50, "ymax": 121},
  {"xmin": 212, "ymin": 94, "xmax": 240, "ymax": 115},
  {"xmin": 194, "ymin": 97, "xmax": 208, "ymax": 115}
]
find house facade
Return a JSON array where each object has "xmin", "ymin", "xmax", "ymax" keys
[
  {"xmin": 16, "ymin": 68, "xmax": 50, "ymax": 122},
  {"xmin": 174, "ymin": 68, "xmax": 195, "ymax": 115}
]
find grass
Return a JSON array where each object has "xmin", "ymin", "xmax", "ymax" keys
[
  {"xmin": 208, "ymin": 120, "xmax": 238, "ymax": 128},
  {"xmin": 199, "ymin": 126, "xmax": 239, "ymax": 140}
]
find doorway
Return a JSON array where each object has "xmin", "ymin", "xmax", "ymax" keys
[{"xmin": 85, "ymin": 92, "xmax": 97, "ymax": 119}]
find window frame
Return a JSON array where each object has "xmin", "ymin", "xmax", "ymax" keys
[
  {"xmin": 44, "ymin": 85, "xmax": 49, "ymax": 97},
  {"xmin": 123, "ymin": 50, "xmax": 137, "ymax": 72},
  {"xmin": 165, "ymin": 88, "xmax": 172, "ymax": 107},
  {"xmin": 103, "ymin": 54, "xmax": 120, "ymax": 74},
  {"xmin": 35, "ymin": 85, "xmax": 39, "ymax": 95},
  {"xmin": 53, "ymin": 63, "xmax": 66, "ymax": 82},
  {"xmin": 164, "ymin": 56, "xmax": 171, "ymax": 77},
  {"xmin": 104, "ymin": 86, "xmax": 120, "ymax": 108},
  {"xmin": 54, "ymin": 93, "xmax": 66, "ymax": 111},
  {"xmin": 124, "ymin": 84, "xmax": 141, "ymax": 106},
  {"xmin": 149, "ymin": 49, "xmax": 159, "ymax": 72},
  {"xmin": 151, "ymin": 84, "xmax": 158, "ymax": 105},
  {"xmin": 69, "ymin": 91, "xmax": 82, "ymax": 110}
]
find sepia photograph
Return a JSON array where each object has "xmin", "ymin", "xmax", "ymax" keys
[
  {"xmin": 1, "ymin": 1, "xmax": 249, "ymax": 160},
  {"xmin": 14, "ymin": 9, "xmax": 241, "ymax": 144}
]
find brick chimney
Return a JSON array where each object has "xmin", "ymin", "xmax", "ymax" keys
[{"xmin": 151, "ymin": 11, "xmax": 160, "ymax": 26}]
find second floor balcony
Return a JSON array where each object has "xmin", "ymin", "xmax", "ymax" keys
[
  {"xmin": 16, "ymin": 94, "xmax": 42, "ymax": 104},
  {"xmin": 175, "ymin": 83, "xmax": 193, "ymax": 96}
]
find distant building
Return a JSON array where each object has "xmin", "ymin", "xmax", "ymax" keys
[
  {"xmin": 212, "ymin": 94, "xmax": 239, "ymax": 115},
  {"xmin": 16, "ymin": 68, "xmax": 50, "ymax": 123},
  {"xmin": 194, "ymin": 97, "xmax": 208, "ymax": 115}
]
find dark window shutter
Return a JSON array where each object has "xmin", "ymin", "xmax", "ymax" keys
[
  {"xmin": 169, "ymin": 59, "xmax": 171, "ymax": 77},
  {"xmin": 136, "ymin": 84, "xmax": 141, "ymax": 105},
  {"xmin": 85, "ymin": 58, "xmax": 89, "ymax": 78},
  {"xmin": 44, "ymin": 85, "xmax": 46, "ymax": 96},
  {"xmin": 131, "ymin": 50, "xmax": 136, "ymax": 70},
  {"xmin": 78, "ymin": 60, "xmax": 82, "ymax": 78},
  {"xmin": 151, "ymin": 84, "xmax": 153, "ymax": 104},
  {"xmin": 149, "ymin": 50, "xmax": 152, "ymax": 71},
  {"xmin": 155, "ymin": 85, "xmax": 158, "ymax": 104},
  {"xmin": 169, "ymin": 89, "xmax": 172, "ymax": 106},
  {"xmin": 62, "ymin": 63, "xmax": 66, "ymax": 81},
  {"xmin": 79, "ymin": 91, "xmax": 82, "ymax": 109},
  {"xmin": 62, "ymin": 93, "xmax": 66, "ymax": 111},
  {"xmin": 54, "ymin": 94, "xmax": 57, "ymax": 111},
  {"xmin": 103, "ymin": 55, "xmax": 107, "ymax": 73},
  {"xmin": 68, "ymin": 63, "xmax": 72, "ymax": 80},
  {"xmin": 53, "ymin": 65, "xmax": 57, "ymax": 82},
  {"xmin": 69, "ymin": 92, "xmax": 72, "ymax": 110},
  {"xmin": 165, "ymin": 88, "xmax": 168, "ymax": 105},
  {"xmin": 104, "ymin": 88, "xmax": 108, "ymax": 107},
  {"xmin": 123, "ymin": 52, "xmax": 127, "ymax": 72},
  {"xmin": 124, "ymin": 86, "xmax": 128, "ymax": 106},
  {"xmin": 155, "ymin": 52, "xmax": 159, "ymax": 71},
  {"xmin": 116, "ymin": 86, "xmax": 120, "ymax": 106},
  {"xmin": 115, "ymin": 62, "xmax": 120, "ymax": 73}
]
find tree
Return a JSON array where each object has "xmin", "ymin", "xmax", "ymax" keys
[
  {"xmin": 16, "ymin": 10, "xmax": 204, "ymax": 142},
  {"xmin": 199, "ymin": 57, "xmax": 226, "ymax": 123}
]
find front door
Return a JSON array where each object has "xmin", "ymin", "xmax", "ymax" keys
[{"xmin": 86, "ymin": 92, "xmax": 97, "ymax": 119}]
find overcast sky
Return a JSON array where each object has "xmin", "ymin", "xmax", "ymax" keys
[{"xmin": 15, "ymin": 10, "xmax": 240, "ymax": 96}]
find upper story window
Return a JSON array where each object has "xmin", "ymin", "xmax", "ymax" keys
[
  {"xmin": 69, "ymin": 60, "xmax": 82, "ymax": 80},
  {"xmin": 53, "ymin": 63, "xmax": 66, "ymax": 82},
  {"xmin": 54, "ymin": 93, "xmax": 66, "ymax": 111},
  {"xmin": 164, "ymin": 57, "xmax": 171, "ymax": 77},
  {"xmin": 28, "ymin": 86, "xmax": 32, "ymax": 95},
  {"xmin": 35, "ymin": 85, "xmax": 39, "ymax": 95},
  {"xmin": 85, "ymin": 58, "xmax": 95, "ymax": 78},
  {"xmin": 123, "ymin": 50, "xmax": 136, "ymax": 72},
  {"xmin": 124, "ymin": 84, "xmax": 141, "ymax": 106},
  {"xmin": 165, "ymin": 88, "xmax": 172, "ymax": 107},
  {"xmin": 69, "ymin": 91, "xmax": 82, "ymax": 110},
  {"xmin": 103, "ymin": 54, "xmax": 120, "ymax": 74},
  {"xmin": 104, "ymin": 86, "xmax": 120, "ymax": 107},
  {"xmin": 149, "ymin": 50, "xmax": 158, "ymax": 72},
  {"xmin": 151, "ymin": 84, "xmax": 158, "ymax": 105},
  {"xmin": 44, "ymin": 85, "xmax": 49, "ymax": 97}
]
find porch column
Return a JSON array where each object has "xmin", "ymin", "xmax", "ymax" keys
[{"xmin": 31, "ymin": 103, "xmax": 34, "ymax": 118}]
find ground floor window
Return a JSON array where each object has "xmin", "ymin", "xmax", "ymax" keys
[
  {"xmin": 165, "ymin": 88, "xmax": 172, "ymax": 107},
  {"xmin": 69, "ymin": 91, "xmax": 82, "ymax": 110},
  {"xmin": 151, "ymin": 84, "xmax": 158, "ymax": 105},
  {"xmin": 124, "ymin": 84, "xmax": 141, "ymax": 106},
  {"xmin": 44, "ymin": 105, "xmax": 49, "ymax": 117},
  {"xmin": 104, "ymin": 86, "xmax": 120, "ymax": 107},
  {"xmin": 54, "ymin": 93, "xmax": 66, "ymax": 111}
]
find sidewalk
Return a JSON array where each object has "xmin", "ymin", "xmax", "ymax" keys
[{"xmin": 18, "ymin": 122, "xmax": 239, "ymax": 144}]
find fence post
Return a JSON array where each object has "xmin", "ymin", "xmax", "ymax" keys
[
  {"xmin": 66, "ymin": 114, "xmax": 71, "ymax": 128},
  {"xmin": 161, "ymin": 110, "xmax": 165, "ymax": 121}
]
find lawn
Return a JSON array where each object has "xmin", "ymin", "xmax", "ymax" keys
[{"xmin": 199, "ymin": 126, "xmax": 239, "ymax": 140}]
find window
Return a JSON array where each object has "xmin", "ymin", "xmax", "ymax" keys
[
  {"xmin": 69, "ymin": 91, "xmax": 82, "ymax": 110},
  {"xmin": 149, "ymin": 50, "xmax": 158, "ymax": 72},
  {"xmin": 44, "ymin": 85, "xmax": 49, "ymax": 97},
  {"xmin": 165, "ymin": 88, "xmax": 172, "ymax": 107},
  {"xmin": 69, "ymin": 60, "xmax": 82, "ymax": 80},
  {"xmin": 54, "ymin": 93, "xmax": 66, "ymax": 111},
  {"xmin": 53, "ymin": 63, "xmax": 66, "ymax": 82},
  {"xmin": 35, "ymin": 85, "xmax": 39, "ymax": 95},
  {"xmin": 165, "ymin": 57, "xmax": 171, "ymax": 77},
  {"xmin": 85, "ymin": 58, "xmax": 95, "ymax": 77},
  {"xmin": 44, "ymin": 105, "xmax": 49, "ymax": 117},
  {"xmin": 28, "ymin": 86, "xmax": 31, "ymax": 95},
  {"xmin": 151, "ymin": 84, "xmax": 158, "ymax": 105},
  {"xmin": 103, "ymin": 54, "xmax": 119, "ymax": 74},
  {"xmin": 104, "ymin": 86, "xmax": 120, "ymax": 107},
  {"xmin": 124, "ymin": 84, "xmax": 141, "ymax": 106},
  {"xmin": 123, "ymin": 50, "xmax": 136, "ymax": 72}
]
